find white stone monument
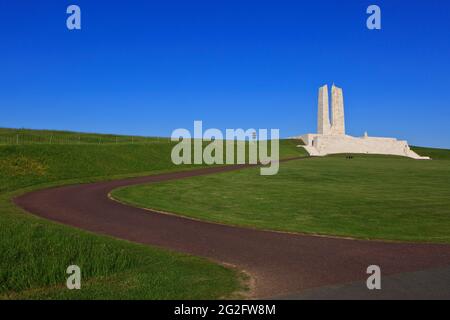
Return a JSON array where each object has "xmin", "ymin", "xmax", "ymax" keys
[{"xmin": 296, "ymin": 84, "xmax": 430, "ymax": 159}]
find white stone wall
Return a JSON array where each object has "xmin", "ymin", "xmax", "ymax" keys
[{"xmin": 300, "ymin": 134, "xmax": 430, "ymax": 159}]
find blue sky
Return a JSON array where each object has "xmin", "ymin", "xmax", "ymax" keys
[{"xmin": 1, "ymin": 1, "xmax": 449, "ymax": 148}]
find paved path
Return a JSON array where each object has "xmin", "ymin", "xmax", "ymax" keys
[
  {"xmin": 14, "ymin": 161, "xmax": 450, "ymax": 299},
  {"xmin": 276, "ymin": 265, "xmax": 450, "ymax": 300}
]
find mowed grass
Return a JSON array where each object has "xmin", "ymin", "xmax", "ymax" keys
[
  {"xmin": 113, "ymin": 147, "xmax": 450, "ymax": 243},
  {"xmin": 0, "ymin": 131, "xmax": 304, "ymax": 299}
]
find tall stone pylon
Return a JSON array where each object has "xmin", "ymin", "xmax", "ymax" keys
[
  {"xmin": 331, "ymin": 84, "xmax": 345, "ymax": 135},
  {"xmin": 317, "ymin": 84, "xmax": 331, "ymax": 135}
]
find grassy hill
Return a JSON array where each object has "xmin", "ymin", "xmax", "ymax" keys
[
  {"xmin": 411, "ymin": 146, "xmax": 450, "ymax": 160},
  {"xmin": 0, "ymin": 128, "xmax": 305, "ymax": 299},
  {"xmin": 113, "ymin": 148, "xmax": 450, "ymax": 243}
]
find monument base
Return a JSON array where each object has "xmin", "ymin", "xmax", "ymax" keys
[{"xmin": 296, "ymin": 133, "xmax": 430, "ymax": 160}]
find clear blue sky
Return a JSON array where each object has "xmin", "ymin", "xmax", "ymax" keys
[{"xmin": 1, "ymin": 1, "xmax": 449, "ymax": 148}]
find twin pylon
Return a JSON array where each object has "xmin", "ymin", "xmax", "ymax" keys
[{"xmin": 318, "ymin": 84, "xmax": 345, "ymax": 135}]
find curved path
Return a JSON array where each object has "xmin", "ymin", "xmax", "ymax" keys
[{"xmin": 15, "ymin": 161, "xmax": 450, "ymax": 299}]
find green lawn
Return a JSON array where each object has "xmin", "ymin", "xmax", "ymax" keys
[
  {"xmin": 0, "ymin": 130, "xmax": 303, "ymax": 299},
  {"xmin": 113, "ymin": 148, "xmax": 450, "ymax": 243}
]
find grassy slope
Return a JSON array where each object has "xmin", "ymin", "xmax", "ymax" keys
[
  {"xmin": 0, "ymin": 133, "xmax": 304, "ymax": 299},
  {"xmin": 113, "ymin": 147, "xmax": 450, "ymax": 243}
]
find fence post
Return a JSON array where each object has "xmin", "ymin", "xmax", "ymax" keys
[{"xmin": 16, "ymin": 134, "xmax": 19, "ymax": 145}]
